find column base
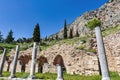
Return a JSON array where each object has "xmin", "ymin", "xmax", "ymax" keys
[
  {"xmin": 0, "ymin": 74, "xmax": 2, "ymax": 77},
  {"xmin": 9, "ymin": 75, "xmax": 16, "ymax": 79},
  {"xmin": 56, "ymin": 78, "xmax": 64, "ymax": 80},
  {"xmin": 28, "ymin": 75, "xmax": 36, "ymax": 79},
  {"xmin": 102, "ymin": 77, "xmax": 110, "ymax": 80}
]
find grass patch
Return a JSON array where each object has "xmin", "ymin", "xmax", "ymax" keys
[
  {"xmin": 102, "ymin": 25, "xmax": 120, "ymax": 37},
  {"xmin": 41, "ymin": 36, "xmax": 90, "ymax": 51},
  {"xmin": 2, "ymin": 71, "xmax": 29, "ymax": 78},
  {"xmin": 77, "ymin": 45, "xmax": 85, "ymax": 50},
  {"xmin": 64, "ymin": 74, "xmax": 101, "ymax": 80},
  {"xmin": 110, "ymin": 72, "xmax": 120, "ymax": 80},
  {"xmin": 86, "ymin": 48, "xmax": 96, "ymax": 53},
  {"xmin": 0, "ymin": 43, "xmax": 16, "ymax": 49},
  {"xmin": 18, "ymin": 43, "xmax": 30, "ymax": 51},
  {"xmin": 35, "ymin": 73, "xmax": 57, "ymax": 80},
  {"xmin": 2, "ymin": 71, "xmax": 10, "ymax": 77},
  {"xmin": 15, "ymin": 72, "xmax": 29, "ymax": 78},
  {"xmin": 1, "ymin": 71, "xmax": 120, "ymax": 80},
  {"xmin": 0, "ymin": 43, "xmax": 30, "ymax": 51},
  {"xmin": 0, "ymin": 50, "xmax": 3, "ymax": 54}
]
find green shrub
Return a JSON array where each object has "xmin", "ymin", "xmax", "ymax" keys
[
  {"xmin": 77, "ymin": 46, "xmax": 84, "ymax": 50},
  {"xmin": 80, "ymin": 39, "xmax": 86, "ymax": 44},
  {"xmin": 0, "ymin": 50, "xmax": 3, "ymax": 54},
  {"xmin": 0, "ymin": 43, "xmax": 16, "ymax": 49},
  {"xmin": 102, "ymin": 25, "xmax": 120, "ymax": 37},
  {"xmin": 85, "ymin": 18, "xmax": 101, "ymax": 30},
  {"xmin": 15, "ymin": 72, "xmax": 29, "ymax": 78},
  {"xmin": 87, "ymin": 48, "xmax": 96, "ymax": 53},
  {"xmin": 110, "ymin": 71, "xmax": 119, "ymax": 77},
  {"xmin": 20, "ymin": 46, "xmax": 28, "ymax": 51},
  {"xmin": 2, "ymin": 71, "xmax": 10, "ymax": 77}
]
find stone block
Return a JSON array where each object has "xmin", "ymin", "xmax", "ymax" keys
[
  {"xmin": 116, "ymin": 61, "xmax": 120, "ymax": 65},
  {"xmin": 93, "ymin": 65, "xmax": 99, "ymax": 70}
]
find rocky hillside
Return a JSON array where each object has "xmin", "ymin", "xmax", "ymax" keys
[{"xmin": 51, "ymin": 0, "xmax": 120, "ymax": 39}]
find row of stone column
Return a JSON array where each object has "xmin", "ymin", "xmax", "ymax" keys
[{"xmin": 0, "ymin": 42, "xmax": 64, "ymax": 80}]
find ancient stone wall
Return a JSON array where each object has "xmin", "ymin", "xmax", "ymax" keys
[
  {"xmin": 104, "ymin": 32, "xmax": 120, "ymax": 74},
  {"xmin": 1, "ymin": 32, "xmax": 120, "ymax": 75}
]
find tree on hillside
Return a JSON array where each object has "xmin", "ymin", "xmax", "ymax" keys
[
  {"xmin": 63, "ymin": 19, "xmax": 67, "ymax": 39},
  {"xmin": 45, "ymin": 36, "xmax": 48, "ymax": 41},
  {"xmin": 33, "ymin": 23, "xmax": 40, "ymax": 43},
  {"xmin": 0, "ymin": 31, "xmax": 3, "ymax": 42},
  {"xmin": 75, "ymin": 28, "xmax": 79, "ymax": 37},
  {"xmin": 56, "ymin": 34, "xmax": 58, "ymax": 40},
  {"xmin": 69, "ymin": 28, "xmax": 73, "ymax": 38},
  {"xmin": 17, "ymin": 38, "xmax": 23, "ymax": 43},
  {"xmin": 5, "ymin": 30, "xmax": 14, "ymax": 43},
  {"xmin": 86, "ymin": 18, "xmax": 110, "ymax": 80},
  {"xmin": 51, "ymin": 36, "xmax": 54, "ymax": 40},
  {"xmin": 24, "ymin": 38, "xmax": 32, "ymax": 43}
]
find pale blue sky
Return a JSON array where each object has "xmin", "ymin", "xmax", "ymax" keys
[{"xmin": 0, "ymin": 0, "xmax": 108, "ymax": 39}]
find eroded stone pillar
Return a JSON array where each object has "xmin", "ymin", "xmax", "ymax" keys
[
  {"xmin": 95, "ymin": 26, "xmax": 110, "ymax": 80},
  {"xmin": 0, "ymin": 49, "xmax": 7, "ymax": 77},
  {"xmin": 10, "ymin": 45, "xmax": 20, "ymax": 78},
  {"xmin": 43, "ymin": 63, "xmax": 49, "ymax": 73},
  {"xmin": 56, "ymin": 64, "xmax": 63, "ymax": 80},
  {"xmin": 29, "ymin": 42, "xmax": 37, "ymax": 79}
]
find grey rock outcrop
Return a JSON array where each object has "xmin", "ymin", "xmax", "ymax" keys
[
  {"xmin": 51, "ymin": 1, "xmax": 120, "ymax": 39},
  {"xmin": 109, "ymin": 0, "xmax": 120, "ymax": 2}
]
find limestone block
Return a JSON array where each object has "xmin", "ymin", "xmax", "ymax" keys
[
  {"xmin": 93, "ymin": 60, "xmax": 98, "ymax": 65},
  {"xmin": 93, "ymin": 65, "xmax": 99, "ymax": 70},
  {"xmin": 116, "ymin": 61, "xmax": 120, "ymax": 65},
  {"xmin": 87, "ymin": 61, "xmax": 94, "ymax": 65},
  {"xmin": 92, "ymin": 57, "xmax": 98, "ymax": 60},
  {"xmin": 115, "ymin": 57, "xmax": 120, "ymax": 60},
  {"xmin": 85, "ymin": 65, "xmax": 95, "ymax": 69}
]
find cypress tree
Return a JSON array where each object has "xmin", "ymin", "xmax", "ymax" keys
[
  {"xmin": 69, "ymin": 28, "xmax": 73, "ymax": 38},
  {"xmin": 51, "ymin": 36, "xmax": 54, "ymax": 40},
  {"xmin": 75, "ymin": 29, "xmax": 79, "ymax": 37},
  {"xmin": 63, "ymin": 20, "xmax": 67, "ymax": 39},
  {"xmin": 33, "ymin": 23, "xmax": 40, "ymax": 42},
  {"xmin": 56, "ymin": 35, "xmax": 58, "ymax": 40},
  {"xmin": 45, "ymin": 36, "xmax": 48, "ymax": 41},
  {"xmin": 5, "ymin": 30, "xmax": 14, "ymax": 43},
  {"xmin": 0, "ymin": 31, "xmax": 3, "ymax": 42}
]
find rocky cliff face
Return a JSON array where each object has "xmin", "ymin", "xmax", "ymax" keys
[
  {"xmin": 109, "ymin": 0, "xmax": 120, "ymax": 2},
  {"xmin": 51, "ymin": 1, "xmax": 120, "ymax": 39}
]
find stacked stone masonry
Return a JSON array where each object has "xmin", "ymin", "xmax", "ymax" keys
[{"xmin": 0, "ymin": 31, "xmax": 120, "ymax": 75}]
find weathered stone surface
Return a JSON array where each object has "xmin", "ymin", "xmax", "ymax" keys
[
  {"xmin": 1, "ymin": 28, "xmax": 120, "ymax": 76},
  {"xmin": 50, "ymin": 1, "xmax": 120, "ymax": 39}
]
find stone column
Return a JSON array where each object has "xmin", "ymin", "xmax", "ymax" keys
[
  {"xmin": 10, "ymin": 45, "xmax": 20, "ymax": 78},
  {"xmin": 43, "ymin": 63, "xmax": 49, "ymax": 73},
  {"xmin": 0, "ymin": 49, "xmax": 7, "ymax": 77},
  {"xmin": 29, "ymin": 42, "xmax": 37, "ymax": 79},
  {"xmin": 56, "ymin": 64, "xmax": 63, "ymax": 80},
  {"xmin": 95, "ymin": 26, "xmax": 110, "ymax": 80}
]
